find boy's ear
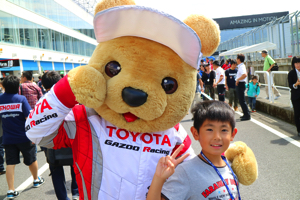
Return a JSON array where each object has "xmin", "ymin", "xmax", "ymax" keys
[
  {"xmin": 190, "ymin": 126, "xmax": 199, "ymax": 140},
  {"xmin": 231, "ymin": 128, "xmax": 237, "ymax": 141}
]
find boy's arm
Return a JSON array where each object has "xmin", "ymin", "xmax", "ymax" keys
[
  {"xmin": 147, "ymin": 145, "xmax": 189, "ymax": 200},
  {"xmin": 225, "ymin": 75, "xmax": 228, "ymax": 90}
]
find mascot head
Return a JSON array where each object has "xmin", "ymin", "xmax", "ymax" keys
[{"xmin": 68, "ymin": 0, "xmax": 220, "ymax": 133}]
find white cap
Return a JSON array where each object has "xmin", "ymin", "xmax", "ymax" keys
[{"xmin": 94, "ymin": 5, "xmax": 202, "ymax": 70}]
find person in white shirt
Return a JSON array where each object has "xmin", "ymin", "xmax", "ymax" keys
[
  {"xmin": 213, "ymin": 61, "xmax": 225, "ymax": 102},
  {"xmin": 236, "ymin": 54, "xmax": 250, "ymax": 121}
]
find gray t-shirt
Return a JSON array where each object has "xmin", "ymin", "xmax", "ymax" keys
[{"xmin": 161, "ymin": 156, "xmax": 239, "ymax": 200}]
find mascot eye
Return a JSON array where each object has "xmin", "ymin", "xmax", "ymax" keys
[
  {"xmin": 161, "ymin": 77, "xmax": 178, "ymax": 94},
  {"xmin": 105, "ymin": 61, "xmax": 121, "ymax": 77}
]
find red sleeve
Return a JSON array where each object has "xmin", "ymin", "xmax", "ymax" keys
[
  {"xmin": 171, "ymin": 135, "xmax": 192, "ymax": 158},
  {"xmin": 54, "ymin": 75, "xmax": 78, "ymax": 108},
  {"xmin": 52, "ymin": 122, "xmax": 74, "ymax": 149}
]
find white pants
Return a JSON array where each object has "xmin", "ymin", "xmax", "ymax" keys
[{"xmin": 264, "ymin": 73, "xmax": 280, "ymax": 98}]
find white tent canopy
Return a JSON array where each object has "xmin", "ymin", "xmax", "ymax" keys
[
  {"xmin": 233, "ymin": 41, "xmax": 277, "ymax": 54},
  {"xmin": 219, "ymin": 46, "xmax": 247, "ymax": 56}
]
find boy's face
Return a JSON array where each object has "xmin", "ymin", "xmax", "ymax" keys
[
  {"xmin": 252, "ymin": 78, "xmax": 258, "ymax": 84},
  {"xmin": 213, "ymin": 64, "xmax": 218, "ymax": 70},
  {"xmin": 231, "ymin": 63, "xmax": 237, "ymax": 69},
  {"xmin": 191, "ymin": 120, "xmax": 237, "ymax": 158}
]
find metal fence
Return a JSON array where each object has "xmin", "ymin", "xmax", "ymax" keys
[{"xmin": 218, "ymin": 11, "xmax": 300, "ymax": 61}]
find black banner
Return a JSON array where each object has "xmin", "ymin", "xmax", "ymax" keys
[
  {"xmin": 0, "ymin": 59, "xmax": 20, "ymax": 68},
  {"xmin": 214, "ymin": 11, "xmax": 289, "ymax": 30}
]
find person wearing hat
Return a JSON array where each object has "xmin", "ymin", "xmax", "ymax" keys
[
  {"xmin": 200, "ymin": 62, "xmax": 216, "ymax": 100},
  {"xmin": 213, "ymin": 60, "xmax": 226, "ymax": 102},
  {"xmin": 261, "ymin": 49, "xmax": 281, "ymax": 100}
]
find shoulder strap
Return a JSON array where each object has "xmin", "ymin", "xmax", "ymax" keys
[{"xmin": 20, "ymin": 85, "xmax": 23, "ymax": 95}]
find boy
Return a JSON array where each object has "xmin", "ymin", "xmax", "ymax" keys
[
  {"xmin": 246, "ymin": 76, "xmax": 260, "ymax": 112},
  {"xmin": 0, "ymin": 75, "xmax": 44, "ymax": 199},
  {"xmin": 147, "ymin": 101, "xmax": 240, "ymax": 200},
  {"xmin": 225, "ymin": 59, "xmax": 239, "ymax": 111},
  {"xmin": 201, "ymin": 64, "xmax": 216, "ymax": 100},
  {"xmin": 213, "ymin": 61, "xmax": 226, "ymax": 102}
]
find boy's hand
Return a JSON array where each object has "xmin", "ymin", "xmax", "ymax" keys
[{"xmin": 154, "ymin": 144, "xmax": 190, "ymax": 181}]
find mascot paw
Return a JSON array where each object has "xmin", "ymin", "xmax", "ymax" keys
[
  {"xmin": 68, "ymin": 65, "xmax": 106, "ymax": 108},
  {"xmin": 225, "ymin": 141, "xmax": 258, "ymax": 186}
]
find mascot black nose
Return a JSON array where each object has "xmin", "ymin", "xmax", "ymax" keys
[{"xmin": 122, "ymin": 87, "xmax": 148, "ymax": 107}]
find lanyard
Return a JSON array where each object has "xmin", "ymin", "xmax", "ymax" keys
[{"xmin": 200, "ymin": 151, "xmax": 241, "ymax": 200}]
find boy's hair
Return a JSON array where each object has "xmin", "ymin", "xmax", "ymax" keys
[
  {"xmin": 191, "ymin": 101, "xmax": 235, "ymax": 132},
  {"xmin": 237, "ymin": 54, "xmax": 245, "ymax": 62},
  {"xmin": 252, "ymin": 75, "xmax": 258, "ymax": 80},
  {"xmin": 22, "ymin": 71, "xmax": 32, "ymax": 81},
  {"xmin": 230, "ymin": 59, "xmax": 237, "ymax": 65},
  {"xmin": 2, "ymin": 75, "xmax": 20, "ymax": 94},
  {"xmin": 42, "ymin": 71, "xmax": 61, "ymax": 90}
]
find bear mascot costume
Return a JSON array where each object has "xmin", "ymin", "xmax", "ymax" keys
[{"xmin": 26, "ymin": 0, "xmax": 257, "ymax": 199}]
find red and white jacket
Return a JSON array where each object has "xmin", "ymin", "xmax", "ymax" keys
[{"xmin": 25, "ymin": 76, "xmax": 195, "ymax": 200}]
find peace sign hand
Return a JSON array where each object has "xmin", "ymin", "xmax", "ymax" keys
[{"xmin": 154, "ymin": 144, "xmax": 190, "ymax": 181}]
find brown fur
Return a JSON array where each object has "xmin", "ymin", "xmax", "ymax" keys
[
  {"xmin": 94, "ymin": 0, "xmax": 135, "ymax": 15},
  {"xmin": 225, "ymin": 141, "xmax": 258, "ymax": 185},
  {"xmin": 184, "ymin": 15, "xmax": 220, "ymax": 56},
  {"xmin": 87, "ymin": 36, "xmax": 195, "ymax": 133}
]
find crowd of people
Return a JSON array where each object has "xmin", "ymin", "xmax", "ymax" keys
[
  {"xmin": 195, "ymin": 53, "xmax": 300, "ymax": 136},
  {"xmin": 196, "ymin": 54, "xmax": 256, "ymax": 121},
  {"xmin": 0, "ymin": 71, "xmax": 79, "ymax": 200}
]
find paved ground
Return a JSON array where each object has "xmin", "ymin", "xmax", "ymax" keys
[
  {"xmin": 252, "ymin": 86, "xmax": 291, "ymax": 107},
  {"xmin": 0, "ymin": 103, "xmax": 299, "ymax": 199}
]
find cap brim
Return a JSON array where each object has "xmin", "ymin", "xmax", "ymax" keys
[{"xmin": 94, "ymin": 5, "xmax": 202, "ymax": 70}]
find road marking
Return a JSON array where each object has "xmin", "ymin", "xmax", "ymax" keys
[
  {"xmin": 3, "ymin": 163, "xmax": 49, "ymax": 200},
  {"xmin": 236, "ymin": 111, "xmax": 300, "ymax": 148}
]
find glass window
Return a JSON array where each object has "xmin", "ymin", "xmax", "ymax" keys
[
  {"xmin": 0, "ymin": 11, "xmax": 17, "ymax": 44},
  {"xmin": 8, "ymin": 0, "xmax": 95, "ymax": 39},
  {"xmin": 24, "ymin": 20, "xmax": 37, "ymax": 47},
  {"xmin": 19, "ymin": 19, "xmax": 25, "ymax": 45},
  {"xmin": 63, "ymin": 35, "xmax": 72, "ymax": 54},
  {"xmin": 55, "ymin": 31, "xmax": 63, "ymax": 52},
  {"xmin": 72, "ymin": 38, "xmax": 80, "ymax": 55},
  {"xmin": 38, "ymin": 28, "xmax": 51, "ymax": 50},
  {"xmin": 80, "ymin": 40, "xmax": 86, "ymax": 56}
]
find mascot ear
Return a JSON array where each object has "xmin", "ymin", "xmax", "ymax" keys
[
  {"xmin": 94, "ymin": 0, "xmax": 136, "ymax": 15},
  {"xmin": 184, "ymin": 15, "xmax": 220, "ymax": 57}
]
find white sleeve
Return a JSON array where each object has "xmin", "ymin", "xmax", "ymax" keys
[{"xmin": 25, "ymin": 76, "xmax": 78, "ymax": 147}]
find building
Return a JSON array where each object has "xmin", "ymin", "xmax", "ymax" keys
[
  {"xmin": 0, "ymin": 0, "xmax": 97, "ymax": 78},
  {"xmin": 211, "ymin": 11, "xmax": 290, "ymax": 60}
]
